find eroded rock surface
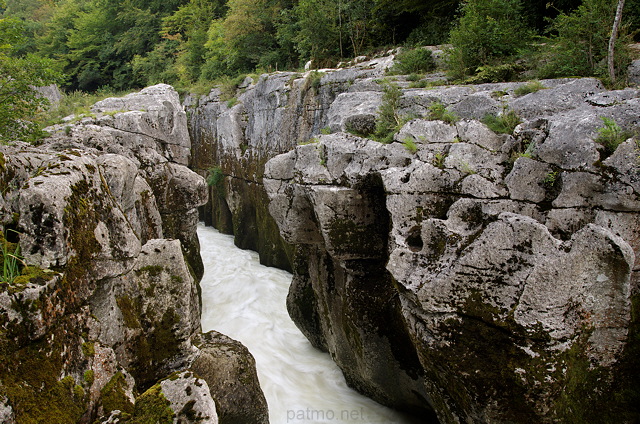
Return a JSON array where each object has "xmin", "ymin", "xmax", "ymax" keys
[
  {"xmin": 0, "ymin": 85, "xmax": 266, "ymax": 423},
  {"xmin": 261, "ymin": 78, "xmax": 640, "ymax": 422}
]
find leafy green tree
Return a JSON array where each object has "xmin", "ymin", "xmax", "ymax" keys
[
  {"xmin": 536, "ymin": 0, "xmax": 632, "ymax": 81},
  {"xmin": 446, "ymin": 0, "xmax": 533, "ymax": 80},
  {"xmin": 295, "ymin": 0, "xmax": 341, "ymax": 63},
  {"xmin": 0, "ymin": 17, "xmax": 60, "ymax": 143}
]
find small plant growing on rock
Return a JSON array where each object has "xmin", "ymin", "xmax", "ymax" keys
[
  {"xmin": 595, "ymin": 116, "xmax": 631, "ymax": 157},
  {"xmin": 482, "ymin": 109, "xmax": 521, "ymax": 134},
  {"xmin": 543, "ymin": 170, "xmax": 559, "ymax": 188},
  {"xmin": 373, "ymin": 83, "xmax": 403, "ymax": 144},
  {"xmin": 433, "ymin": 151, "xmax": 447, "ymax": 169},
  {"xmin": 428, "ymin": 101, "xmax": 459, "ymax": 124},
  {"xmin": 1, "ymin": 230, "xmax": 25, "ymax": 285},
  {"xmin": 460, "ymin": 160, "xmax": 477, "ymax": 175},
  {"xmin": 403, "ymin": 137, "xmax": 418, "ymax": 154},
  {"xmin": 514, "ymin": 81, "xmax": 546, "ymax": 97},
  {"xmin": 206, "ymin": 166, "xmax": 224, "ymax": 187},
  {"xmin": 320, "ymin": 127, "xmax": 332, "ymax": 135}
]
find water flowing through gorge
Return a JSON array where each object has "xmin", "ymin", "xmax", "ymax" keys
[{"xmin": 198, "ymin": 224, "xmax": 421, "ymax": 424}]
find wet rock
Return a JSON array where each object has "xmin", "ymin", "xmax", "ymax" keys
[{"xmin": 191, "ymin": 331, "xmax": 269, "ymax": 424}]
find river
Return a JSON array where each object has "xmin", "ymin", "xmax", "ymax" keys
[{"xmin": 198, "ymin": 224, "xmax": 421, "ymax": 424}]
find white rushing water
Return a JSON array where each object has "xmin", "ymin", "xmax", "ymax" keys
[{"xmin": 198, "ymin": 224, "xmax": 422, "ymax": 424}]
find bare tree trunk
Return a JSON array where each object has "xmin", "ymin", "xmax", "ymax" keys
[{"xmin": 608, "ymin": 0, "xmax": 625, "ymax": 83}]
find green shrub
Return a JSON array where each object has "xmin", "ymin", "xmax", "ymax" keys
[
  {"xmin": 446, "ymin": 0, "xmax": 533, "ymax": 80},
  {"xmin": 373, "ymin": 83, "xmax": 403, "ymax": 144},
  {"xmin": 206, "ymin": 166, "xmax": 225, "ymax": 187},
  {"xmin": 465, "ymin": 63, "xmax": 524, "ymax": 84},
  {"xmin": 428, "ymin": 101, "xmax": 459, "ymax": 124},
  {"xmin": 403, "ymin": 137, "xmax": 418, "ymax": 154},
  {"xmin": 482, "ymin": 110, "xmax": 521, "ymax": 134},
  {"xmin": 389, "ymin": 48, "xmax": 436, "ymax": 75},
  {"xmin": 595, "ymin": 116, "xmax": 632, "ymax": 156},
  {"xmin": 535, "ymin": 0, "xmax": 632, "ymax": 82}
]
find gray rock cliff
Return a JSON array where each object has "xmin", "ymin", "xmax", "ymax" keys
[
  {"xmin": 262, "ymin": 77, "xmax": 640, "ymax": 422},
  {"xmin": 186, "ymin": 59, "xmax": 640, "ymax": 422},
  {"xmin": 0, "ymin": 85, "xmax": 267, "ymax": 423}
]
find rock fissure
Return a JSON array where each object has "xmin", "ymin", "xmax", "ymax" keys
[{"xmin": 186, "ymin": 56, "xmax": 640, "ymax": 423}]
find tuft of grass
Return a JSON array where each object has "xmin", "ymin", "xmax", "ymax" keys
[
  {"xmin": 306, "ymin": 71, "xmax": 324, "ymax": 93},
  {"xmin": 428, "ymin": 101, "xmax": 459, "ymax": 124},
  {"xmin": 402, "ymin": 137, "xmax": 418, "ymax": 154},
  {"xmin": 595, "ymin": 116, "xmax": 632, "ymax": 157},
  {"xmin": 482, "ymin": 109, "xmax": 521, "ymax": 134},
  {"xmin": 1, "ymin": 230, "xmax": 25, "ymax": 285},
  {"xmin": 514, "ymin": 80, "xmax": 546, "ymax": 97},
  {"xmin": 320, "ymin": 126, "xmax": 332, "ymax": 135}
]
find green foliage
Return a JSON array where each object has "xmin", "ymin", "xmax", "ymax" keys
[
  {"xmin": 206, "ymin": 166, "xmax": 225, "ymax": 187},
  {"xmin": 433, "ymin": 151, "xmax": 447, "ymax": 169},
  {"xmin": 428, "ymin": 101, "xmax": 459, "ymax": 124},
  {"xmin": 514, "ymin": 80, "xmax": 546, "ymax": 97},
  {"xmin": 1, "ymin": 229, "xmax": 24, "ymax": 285},
  {"xmin": 388, "ymin": 48, "xmax": 436, "ymax": 75},
  {"xmin": 306, "ymin": 70, "xmax": 324, "ymax": 93},
  {"xmin": 373, "ymin": 83, "xmax": 403, "ymax": 144},
  {"xmin": 403, "ymin": 137, "xmax": 418, "ymax": 154},
  {"xmin": 0, "ymin": 18, "xmax": 61, "ymax": 143},
  {"xmin": 482, "ymin": 110, "xmax": 521, "ymax": 134},
  {"xmin": 464, "ymin": 63, "xmax": 523, "ymax": 84},
  {"xmin": 595, "ymin": 116, "xmax": 632, "ymax": 156},
  {"xmin": 543, "ymin": 170, "xmax": 559, "ymax": 188},
  {"xmin": 83, "ymin": 370, "xmax": 94, "ymax": 385},
  {"xmin": 295, "ymin": 0, "xmax": 373, "ymax": 63},
  {"xmin": 101, "ymin": 372, "xmax": 134, "ymax": 416},
  {"xmin": 446, "ymin": 0, "xmax": 533, "ymax": 80},
  {"xmin": 536, "ymin": 0, "xmax": 632, "ymax": 82},
  {"xmin": 38, "ymin": 88, "xmax": 127, "ymax": 127},
  {"xmin": 320, "ymin": 126, "xmax": 332, "ymax": 135}
]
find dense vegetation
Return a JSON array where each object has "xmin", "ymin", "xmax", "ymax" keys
[
  {"xmin": 2, "ymin": 0, "xmax": 638, "ymax": 93},
  {"xmin": 0, "ymin": 0, "xmax": 638, "ymax": 142}
]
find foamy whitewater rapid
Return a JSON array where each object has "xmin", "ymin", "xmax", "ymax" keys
[{"xmin": 198, "ymin": 224, "xmax": 421, "ymax": 424}]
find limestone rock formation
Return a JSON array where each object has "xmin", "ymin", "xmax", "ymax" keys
[
  {"xmin": 185, "ymin": 57, "xmax": 394, "ymax": 270},
  {"xmin": 0, "ymin": 85, "xmax": 266, "ymax": 423},
  {"xmin": 260, "ymin": 77, "xmax": 640, "ymax": 422}
]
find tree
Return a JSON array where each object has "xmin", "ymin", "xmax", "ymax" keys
[
  {"xmin": 536, "ymin": 0, "xmax": 632, "ymax": 81},
  {"xmin": 608, "ymin": 0, "xmax": 625, "ymax": 82},
  {"xmin": 0, "ymin": 17, "xmax": 60, "ymax": 143},
  {"xmin": 446, "ymin": 0, "xmax": 533, "ymax": 79}
]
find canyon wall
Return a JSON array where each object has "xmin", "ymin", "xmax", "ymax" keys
[
  {"xmin": 0, "ymin": 85, "xmax": 267, "ymax": 424},
  {"xmin": 189, "ymin": 58, "xmax": 640, "ymax": 423}
]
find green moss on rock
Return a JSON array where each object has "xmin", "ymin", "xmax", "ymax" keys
[
  {"xmin": 0, "ymin": 337, "xmax": 87, "ymax": 423},
  {"xmin": 100, "ymin": 372, "xmax": 134, "ymax": 416},
  {"xmin": 130, "ymin": 383, "xmax": 173, "ymax": 424}
]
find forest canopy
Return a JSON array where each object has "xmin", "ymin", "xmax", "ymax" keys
[{"xmin": 0, "ymin": 0, "xmax": 638, "ymax": 93}]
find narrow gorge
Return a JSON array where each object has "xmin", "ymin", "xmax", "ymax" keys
[
  {"xmin": 187, "ymin": 54, "xmax": 640, "ymax": 423},
  {"xmin": 0, "ymin": 51, "xmax": 638, "ymax": 423}
]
